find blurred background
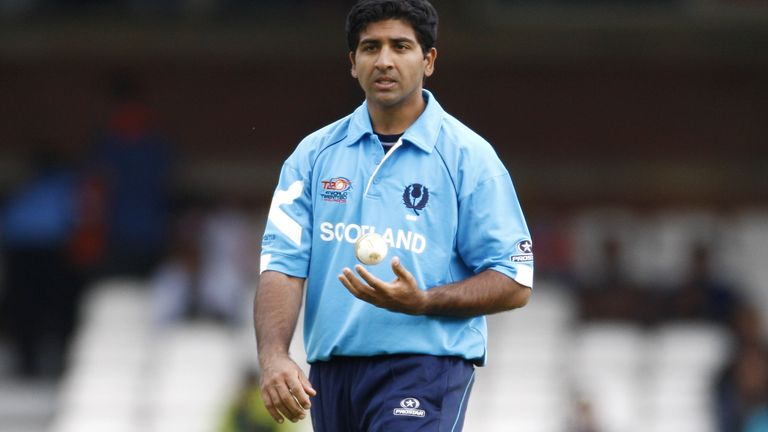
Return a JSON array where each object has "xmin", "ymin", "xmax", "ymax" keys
[{"xmin": 0, "ymin": 0, "xmax": 767, "ymax": 431}]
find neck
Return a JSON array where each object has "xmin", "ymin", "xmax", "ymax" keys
[{"xmin": 368, "ymin": 89, "xmax": 426, "ymax": 135}]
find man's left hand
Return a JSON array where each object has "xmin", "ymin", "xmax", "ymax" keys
[{"xmin": 338, "ymin": 256, "xmax": 427, "ymax": 315}]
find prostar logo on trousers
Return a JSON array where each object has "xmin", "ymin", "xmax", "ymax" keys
[
  {"xmin": 393, "ymin": 397, "xmax": 426, "ymax": 417},
  {"xmin": 319, "ymin": 222, "xmax": 426, "ymax": 253}
]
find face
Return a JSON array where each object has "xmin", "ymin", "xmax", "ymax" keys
[{"xmin": 350, "ymin": 19, "xmax": 437, "ymax": 112}]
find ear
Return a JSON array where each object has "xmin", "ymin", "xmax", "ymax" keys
[
  {"xmin": 423, "ymin": 47, "xmax": 437, "ymax": 78},
  {"xmin": 349, "ymin": 51, "xmax": 358, "ymax": 78}
]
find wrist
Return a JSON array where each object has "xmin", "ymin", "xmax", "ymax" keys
[
  {"xmin": 417, "ymin": 288, "xmax": 433, "ymax": 315},
  {"xmin": 258, "ymin": 347, "xmax": 290, "ymax": 365}
]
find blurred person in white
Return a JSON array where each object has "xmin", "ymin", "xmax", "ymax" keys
[{"xmin": 150, "ymin": 198, "xmax": 254, "ymax": 326}]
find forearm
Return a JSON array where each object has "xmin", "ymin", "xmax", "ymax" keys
[
  {"xmin": 254, "ymin": 271, "xmax": 305, "ymax": 362},
  {"xmin": 423, "ymin": 269, "xmax": 531, "ymax": 317},
  {"xmin": 253, "ymin": 271, "xmax": 315, "ymax": 424}
]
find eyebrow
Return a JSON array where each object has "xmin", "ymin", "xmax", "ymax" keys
[{"xmin": 359, "ymin": 37, "xmax": 416, "ymax": 46}]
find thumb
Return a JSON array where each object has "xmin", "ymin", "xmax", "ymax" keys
[
  {"xmin": 391, "ymin": 256, "xmax": 402, "ymax": 274},
  {"xmin": 300, "ymin": 372, "xmax": 317, "ymax": 396},
  {"xmin": 391, "ymin": 256, "xmax": 413, "ymax": 281}
]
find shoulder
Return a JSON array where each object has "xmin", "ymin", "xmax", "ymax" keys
[
  {"xmin": 285, "ymin": 113, "xmax": 354, "ymax": 170},
  {"xmin": 434, "ymin": 112, "xmax": 508, "ymax": 187},
  {"xmin": 440, "ymin": 114, "xmax": 497, "ymax": 154}
]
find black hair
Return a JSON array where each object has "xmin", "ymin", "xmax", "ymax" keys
[{"xmin": 345, "ymin": 0, "xmax": 438, "ymax": 54}]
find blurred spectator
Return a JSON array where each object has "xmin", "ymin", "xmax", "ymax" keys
[
  {"xmin": 528, "ymin": 206, "xmax": 575, "ymax": 283},
  {"xmin": 715, "ymin": 304, "xmax": 768, "ymax": 432},
  {"xmin": 745, "ymin": 407, "xmax": 768, "ymax": 432},
  {"xmin": 577, "ymin": 237, "xmax": 651, "ymax": 324},
  {"xmin": 150, "ymin": 198, "xmax": 253, "ymax": 327},
  {"xmin": 67, "ymin": 172, "xmax": 108, "ymax": 273},
  {"xmin": 663, "ymin": 243, "xmax": 741, "ymax": 325},
  {"xmin": 715, "ymin": 343, "xmax": 768, "ymax": 432},
  {"xmin": 149, "ymin": 203, "xmax": 204, "ymax": 326},
  {"xmin": 731, "ymin": 304, "xmax": 765, "ymax": 348},
  {"xmin": 0, "ymin": 146, "xmax": 82, "ymax": 378},
  {"xmin": 219, "ymin": 369, "xmax": 297, "ymax": 432},
  {"xmin": 197, "ymin": 197, "xmax": 254, "ymax": 322},
  {"xmin": 568, "ymin": 397, "xmax": 600, "ymax": 432},
  {"xmin": 90, "ymin": 72, "xmax": 174, "ymax": 278}
]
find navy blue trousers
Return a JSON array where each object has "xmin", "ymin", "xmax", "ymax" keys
[{"xmin": 309, "ymin": 355, "xmax": 475, "ymax": 432}]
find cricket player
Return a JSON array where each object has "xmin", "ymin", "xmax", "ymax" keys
[{"xmin": 255, "ymin": 1, "xmax": 533, "ymax": 430}]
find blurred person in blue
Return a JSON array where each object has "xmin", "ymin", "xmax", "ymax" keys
[
  {"xmin": 745, "ymin": 408, "xmax": 768, "ymax": 432},
  {"xmin": 90, "ymin": 72, "xmax": 174, "ymax": 277},
  {"xmin": 663, "ymin": 242, "xmax": 741, "ymax": 325},
  {"xmin": 577, "ymin": 236, "xmax": 652, "ymax": 324},
  {"xmin": 715, "ymin": 304, "xmax": 768, "ymax": 432},
  {"xmin": 717, "ymin": 341, "xmax": 768, "ymax": 432},
  {"xmin": 255, "ymin": 0, "xmax": 533, "ymax": 430},
  {"xmin": 0, "ymin": 145, "xmax": 82, "ymax": 378}
]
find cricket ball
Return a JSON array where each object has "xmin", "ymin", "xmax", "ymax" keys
[{"xmin": 354, "ymin": 232, "xmax": 388, "ymax": 265}]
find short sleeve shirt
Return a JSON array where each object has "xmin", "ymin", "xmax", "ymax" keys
[{"xmin": 260, "ymin": 90, "xmax": 533, "ymax": 364}]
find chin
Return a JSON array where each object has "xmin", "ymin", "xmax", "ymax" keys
[{"xmin": 369, "ymin": 94, "xmax": 403, "ymax": 108}]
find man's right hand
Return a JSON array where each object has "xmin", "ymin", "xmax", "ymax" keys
[{"xmin": 259, "ymin": 354, "xmax": 317, "ymax": 424}]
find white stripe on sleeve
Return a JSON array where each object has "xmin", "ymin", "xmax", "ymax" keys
[
  {"xmin": 259, "ymin": 253, "xmax": 272, "ymax": 274},
  {"xmin": 267, "ymin": 180, "xmax": 304, "ymax": 247},
  {"xmin": 514, "ymin": 265, "xmax": 534, "ymax": 288}
]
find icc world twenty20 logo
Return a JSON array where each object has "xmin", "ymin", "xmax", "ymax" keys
[{"xmin": 321, "ymin": 177, "xmax": 351, "ymax": 203}]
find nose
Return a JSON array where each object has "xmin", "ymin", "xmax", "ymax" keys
[{"xmin": 374, "ymin": 46, "xmax": 394, "ymax": 70}]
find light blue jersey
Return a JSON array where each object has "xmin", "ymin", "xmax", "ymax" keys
[{"xmin": 260, "ymin": 90, "xmax": 533, "ymax": 364}]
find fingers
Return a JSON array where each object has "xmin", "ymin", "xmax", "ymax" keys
[
  {"xmin": 391, "ymin": 256, "xmax": 417, "ymax": 285},
  {"xmin": 300, "ymin": 373, "xmax": 317, "ymax": 398},
  {"xmin": 338, "ymin": 268, "xmax": 373, "ymax": 302},
  {"xmin": 338, "ymin": 261, "xmax": 408, "ymax": 302},
  {"xmin": 275, "ymin": 382, "xmax": 307, "ymax": 421},
  {"xmin": 264, "ymin": 382, "xmax": 307, "ymax": 423},
  {"xmin": 290, "ymin": 375, "xmax": 314, "ymax": 410},
  {"xmin": 261, "ymin": 368, "xmax": 315, "ymax": 424},
  {"xmin": 262, "ymin": 387, "xmax": 285, "ymax": 424},
  {"xmin": 354, "ymin": 264, "xmax": 383, "ymax": 288}
]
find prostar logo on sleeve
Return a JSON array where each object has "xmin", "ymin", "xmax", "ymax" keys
[
  {"xmin": 319, "ymin": 222, "xmax": 427, "ymax": 253},
  {"xmin": 511, "ymin": 239, "xmax": 534, "ymax": 262}
]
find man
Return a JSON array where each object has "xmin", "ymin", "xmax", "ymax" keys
[
  {"xmin": 1, "ymin": 146, "xmax": 80, "ymax": 378},
  {"xmin": 255, "ymin": 1, "xmax": 533, "ymax": 430}
]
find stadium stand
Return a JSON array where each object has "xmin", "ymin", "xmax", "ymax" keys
[{"xmin": 41, "ymin": 207, "xmax": 766, "ymax": 432}]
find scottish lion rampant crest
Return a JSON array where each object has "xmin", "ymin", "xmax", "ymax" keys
[{"xmin": 403, "ymin": 183, "xmax": 429, "ymax": 216}]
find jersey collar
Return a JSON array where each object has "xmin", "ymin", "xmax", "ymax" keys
[{"xmin": 344, "ymin": 89, "xmax": 443, "ymax": 154}]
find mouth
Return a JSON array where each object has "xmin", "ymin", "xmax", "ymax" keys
[{"xmin": 373, "ymin": 77, "xmax": 397, "ymax": 90}]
